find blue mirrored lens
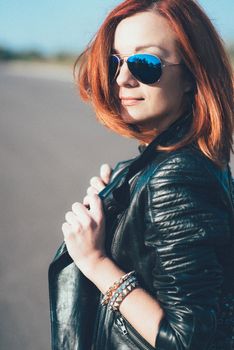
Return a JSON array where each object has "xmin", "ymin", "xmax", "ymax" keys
[{"xmin": 128, "ymin": 54, "xmax": 162, "ymax": 84}]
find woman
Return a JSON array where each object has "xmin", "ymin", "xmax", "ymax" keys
[{"xmin": 48, "ymin": 0, "xmax": 234, "ymax": 349}]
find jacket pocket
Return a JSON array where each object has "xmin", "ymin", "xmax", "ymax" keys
[{"xmin": 114, "ymin": 313, "xmax": 156, "ymax": 350}]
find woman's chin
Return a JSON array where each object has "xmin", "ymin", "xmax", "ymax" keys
[
  {"xmin": 121, "ymin": 114, "xmax": 157, "ymax": 127},
  {"xmin": 120, "ymin": 109, "xmax": 147, "ymax": 124}
]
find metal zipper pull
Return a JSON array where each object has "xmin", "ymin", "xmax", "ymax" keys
[{"xmin": 115, "ymin": 316, "xmax": 128, "ymax": 335}]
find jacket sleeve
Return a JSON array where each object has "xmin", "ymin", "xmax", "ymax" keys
[{"xmin": 144, "ymin": 153, "xmax": 231, "ymax": 350}]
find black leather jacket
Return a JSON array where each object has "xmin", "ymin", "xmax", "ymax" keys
[{"xmin": 48, "ymin": 112, "xmax": 234, "ymax": 350}]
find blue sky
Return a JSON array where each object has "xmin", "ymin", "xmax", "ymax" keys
[{"xmin": 0, "ymin": 0, "xmax": 233, "ymax": 55}]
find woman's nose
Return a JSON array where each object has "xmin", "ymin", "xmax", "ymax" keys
[{"xmin": 115, "ymin": 61, "xmax": 138, "ymax": 87}]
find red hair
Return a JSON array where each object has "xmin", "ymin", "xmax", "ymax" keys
[{"xmin": 74, "ymin": 0, "xmax": 234, "ymax": 167}]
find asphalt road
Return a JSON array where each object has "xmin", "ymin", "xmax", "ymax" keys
[{"xmin": 0, "ymin": 62, "xmax": 233, "ymax": 350}]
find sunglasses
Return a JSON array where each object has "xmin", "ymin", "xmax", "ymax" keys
[{"xmin": 109, "ymin": 53, "xmax": 182, "ymax": 85}]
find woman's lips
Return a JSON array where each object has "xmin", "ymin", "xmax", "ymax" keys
[{"xmin": 121, "ymin": 98, "xmax": 144, "ymax": 106}]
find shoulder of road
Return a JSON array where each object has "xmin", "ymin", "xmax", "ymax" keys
[{"xmin": 0, "ymin": 60, "xmax": 75, "ymax": 83}]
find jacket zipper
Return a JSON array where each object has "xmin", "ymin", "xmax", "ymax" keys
[
  {"xmin": 111, "ymin": 173, "xmax": 140, "ymax": 253},
  {"xmin": 115, "ymin": 316, "xmax": 128, "ymax": 335},
  {"xmin": 115, "ymin": 314, "xmax": 156, "ymax": 350}
]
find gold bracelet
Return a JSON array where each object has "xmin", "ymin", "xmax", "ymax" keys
[{"xmin": 101, "ymin": 271, "xmax": 136, "ymax": 306}]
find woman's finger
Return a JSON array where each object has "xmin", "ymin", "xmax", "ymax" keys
[
  {"xmin": 83, "ymin": 194, "xmax": 104, "ymax": 223},
  {"xmin": 71, "ymin": 202, "xmax": 92, "ymax": 228},
  {"xmin": 87, "ymin": 186, "xmax": 99, "ymax": 195},
  {"xmin": 62, "ymin": 222, "xmax": 75, "ymax": 240},
  {"xmin": 100, "ymin": 163, "xmax": 112, "ymax": 184},
  {"xmin": 90, "ymin": 176, "xmax": 106, "ymax": 192},
  {"xmin": 65, "ymin": 211, "xmax": 81, "ymax": 231}
]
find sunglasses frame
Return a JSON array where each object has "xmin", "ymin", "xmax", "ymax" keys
[{"xmin": 110, "ymin": 52, "xmax": 183, "ymax": 84}]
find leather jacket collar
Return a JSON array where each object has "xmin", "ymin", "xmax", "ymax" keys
[{"xmin": 98, "ymin": 111, "xmax": 194, "ymax": 220}]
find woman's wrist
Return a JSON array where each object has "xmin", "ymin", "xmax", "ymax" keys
[
  {"xmin": 81, "ymin": 255, "xmax": 127, "ymax": 295},
  {"xmin": 74, "ymin": 251, "xmax": 107, "ymax": 279}
]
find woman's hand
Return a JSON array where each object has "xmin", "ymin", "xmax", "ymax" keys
[
  {"xmin": 62, "ymin": 193, "xmax": 106, "ymax": 276},
  {"xmin": 87, "ymin": 163, "xmax": 112, "ymax": 195},
  {"xmin": 61, "ymin": 164, "xmax": 112, "ymax": 276}
]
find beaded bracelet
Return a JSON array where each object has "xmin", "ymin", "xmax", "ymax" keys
[
  {"xmin": 108, "ymin": 275, "xmax": 136, "ymax": 306},
  {"xmin": 108, "ymin": 275, "xmax": 139, "ymax": 312},
  {"xmin": 109, "ymin": 275, "xmax": 137, "ymax": 305},
  {"xmin": 101, "ymin": 271, "xmax": 136, "ymax": 306}
]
